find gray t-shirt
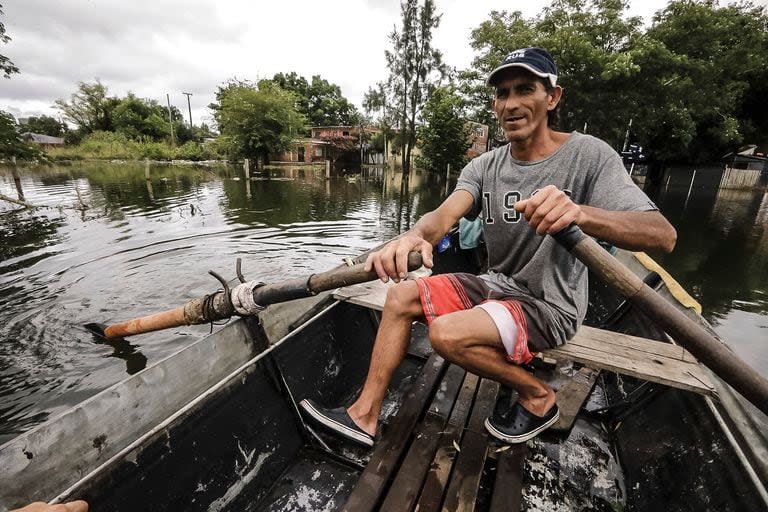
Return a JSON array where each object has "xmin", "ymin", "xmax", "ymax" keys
[{"xmin": 455, "ymin": 131, "xmax": 656, "ymax": 346}]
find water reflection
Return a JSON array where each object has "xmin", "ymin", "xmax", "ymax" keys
[
  {"xmin": 647, "ymin": 166, "xmax": 768, "ymax": 368},
  {"xmin": 0, "ymin": 161, "xmax": 765, "ymax": 443},
  {"xmin": 0, "ymin": 161, "xmax": 442, "ymax": 442}
]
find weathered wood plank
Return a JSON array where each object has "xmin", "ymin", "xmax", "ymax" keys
[
  {"xmin": 550, "ymin": 367, "xmax": 600, "ymax": 432},
  {"xmin": 415, "ymin": 373, "xmax": 480, "ymax": 512},
  {"xmin": 489, "ymin": 444, "xmax": 528, "ymax": 512},
  {"xmin": 573, "ymin": 325, "xmax": 696, "ymax": 362},
  {"xmin": 333, "ymin": 268, "xmax": 430, "ymax": 312},
  {"xmin": 341, "ymin": 353, "xmax": 448, "ymax": 512},
  {"xmin": 379, "ymin": 364, "xmax": 466, "ymax": 512},
  {"xmin": 442, "ymin": 379, "xmax": 499, "ymax": 512},
  {"xmin": 547, "ymin": 340, "xmax": 714, "ymax": 395}
]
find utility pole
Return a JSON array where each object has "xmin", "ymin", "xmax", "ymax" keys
[
  {"xmin": 166, "ymin": 93, "xmax": 176, "ymax": 147},
  {"xmin": 182, "ymin": 92, "xmax": 193, "ymax": 129}
]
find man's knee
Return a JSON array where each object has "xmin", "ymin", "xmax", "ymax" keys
[
  {"xmin": 428, "ymin": 316, "xmax": 464, "ymax": 357},
  {"xmin": 383, "ymin": 281, "xmax": 421, "ymax": 316}
]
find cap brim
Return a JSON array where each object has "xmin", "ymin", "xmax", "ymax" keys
[{"xmin": 486, "ymin": 63, "xmax": 557, "ymax": 87}]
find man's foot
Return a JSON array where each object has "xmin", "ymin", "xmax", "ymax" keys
[
  {"xmin": 299, "ymin": 399, "xmax": 374, "ymax": 447},
  {"xmin": 484, "ymin": 401, "xmax": 559, "ymax": 444}
]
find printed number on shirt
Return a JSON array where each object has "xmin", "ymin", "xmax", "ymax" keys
[{"xmin": 483, "ymin": 191, "xmax": 521, "ymax": 224}]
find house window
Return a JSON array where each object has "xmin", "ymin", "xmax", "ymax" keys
[
  {"xmin": 314, "ymin": 130, "xmax": 320, "ymax": 138},
  {"xmin": 343, "ymin": 131, "xmax": 349, "ymax": 136},
  {"xmin": 315, "ymin": 148, "xmax": 323, "ymax": 157}
]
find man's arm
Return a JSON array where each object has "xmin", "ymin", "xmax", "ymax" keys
[
  {"xmin": 514, "ymin": 185, "xmax": 677, "ymax": 253},
  {"xmin": 365, "ymin": 190, "xmax": 475, "ymax": 282}
]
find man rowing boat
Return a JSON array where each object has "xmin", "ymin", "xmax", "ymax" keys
[{"xmin": 300, "ymin": 48, "xmax": 677, "ymax": 446}]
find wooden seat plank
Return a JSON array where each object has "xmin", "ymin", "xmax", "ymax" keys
[
  {"xmin": 415, "ymin": 373, "xmax": 480, "ymax": 512},
  {"xmin": 441, "ymin": 378, "xmax": 499, "ymax": 512},
  {"xmin": 342, "ymin": 353, "xmax": 448, "ymax": 512},
  {"xmin": 379, "ymin": 364, "xmax": 466, "ymax": 512},
  {"xmin": 333, "ymin": 268, "xmax": 429, "ymax": 312},
  {"xmin": 489, "ymin": 444, "xmax": 528, "ymax": 512},
  {"xmin": 574, "ymin": 326, "xmax": 696, "ymax": 361},
  {"xmin": 547, "ymin": 341, "xmax": 714, "ymax": 395}
]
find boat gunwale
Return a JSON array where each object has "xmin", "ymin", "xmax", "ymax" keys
[{"xmin": 52, "ymin": 299, "xmax": 341, "ymax": 504}]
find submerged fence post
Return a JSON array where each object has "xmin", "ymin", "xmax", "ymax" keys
[
  {"xmin": 144, "ymin": 159, "xmax": 151, "ymax": 180},
  {"xmin": 684, "ymin": 169, "xmax": 697, "ymax": 208},
  {"xmin": 325, "ymin": 159, "xmax": 331, "ymax": 179},
  {"xmin": 243, "ymin": 158, "xmax": 250, "ymax": 177}
]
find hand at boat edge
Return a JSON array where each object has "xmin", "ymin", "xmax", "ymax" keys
[{"xmin": 11, "ymin": 501, "xmax": 88, "ymax": 512}]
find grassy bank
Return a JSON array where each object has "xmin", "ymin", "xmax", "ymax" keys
[{"xmin": 47, "ymin": 131, "xmax": 229, "ymax": 162}]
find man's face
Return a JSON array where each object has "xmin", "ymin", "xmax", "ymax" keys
[{"xmin": 492, "ymin": 69, "xmax": 561, "ymax": 143}]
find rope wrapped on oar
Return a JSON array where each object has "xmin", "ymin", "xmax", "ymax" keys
[{"xmin": 90, "ymin": 252, "xmax": 424, "ymax": 340}]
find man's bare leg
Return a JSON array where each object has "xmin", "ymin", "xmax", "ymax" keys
[
  {"xmin": 429, "ymin": 308, "xmax": 556, "ymax": 416},
  {"xmin": 347, "ymin": 281, "xmax": 424, "ymax": 436}
]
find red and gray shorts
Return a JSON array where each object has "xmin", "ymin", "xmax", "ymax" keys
[{"xmin": 415, "ymin": 272, "xmax": 553, "ymax": 365}]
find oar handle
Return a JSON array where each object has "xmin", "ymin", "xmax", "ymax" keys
[
  {"xmin": 99, "ymin": 252, "xmax": 425, "ymax": 340},
  {"xmin": 553, "ymin": 224, "xmax": 768, "ymax": 416}
]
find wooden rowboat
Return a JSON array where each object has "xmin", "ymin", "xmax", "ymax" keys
[{"xmin": 1, "ymin": 234, "xmax": 766, "ymax": 511}]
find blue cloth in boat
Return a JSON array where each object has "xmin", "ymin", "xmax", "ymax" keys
[{"xmin": 459, "ymin": 217, "xmax": 483, "ymax": 249}]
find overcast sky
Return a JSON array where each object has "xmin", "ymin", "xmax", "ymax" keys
[{"xmin": 0, "ymin": 0, "xmax": 714, "ymax": 127}]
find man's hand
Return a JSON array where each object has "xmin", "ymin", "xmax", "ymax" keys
[
  {"xmin": 364, "ymin": 235, "xmax": 434, "ymax": 283},
  {"xmin": 11, "ymin": 501, "xmax": 88, "ymax": 512},
  {"xmin": 514, "ymin": 185, "xmax": 582, "ymax": 235}
]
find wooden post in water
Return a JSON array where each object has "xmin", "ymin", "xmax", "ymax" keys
[
  {"xmin": 684, "ymin": 169, "xmax": 697, "ymax": 208},
  {"xmin": 11, "ymin": 157, "xmax": 25, "ymax": 202},
  {"xmin": 243, "ymin": 158, "xmax": 251, "ymax": 197},
  {"xmin": 145, "ymin": 160, "xmax": 154, "ymax": 201},
  {"xmin": 325, "ymin": 159, "xmax": 331, "ymax": 179}
]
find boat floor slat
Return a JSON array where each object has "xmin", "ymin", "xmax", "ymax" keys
[
  {"xmin": 341, "ymin": 352, "xmax": 448, "ymax": 512},
  {"xmin": 379, "ymin": 364, "xmax": 466, "ymax": 511},
  {"xmin": 414, "ymin": 373, "xmax": 479, "ymax": 512},
  {"xmin": 489, "ymin": 444, "xmax": 528, "ymax": 512},
  {"xmin": 550, "ymin": 366, "xmax": 600, "ymax": 432}
]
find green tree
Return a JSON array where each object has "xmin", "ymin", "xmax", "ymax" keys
[
  {"xmin": 467, "ymin": 1, "xmax": 644, "ymax": 148},
  {"xmin": 22, "ymin": 115, "xmax": 67, "ymax": 137},
  {"xmin": 55, "ymin": 80, "xmax": 119, "ymax": 134},
  {"xmin": 0, "ymin": 3, "xmax": 18, "ymax": 78},
  {"xmin": 636, "ymin": 0, "xmax": 768, "ymax": 161},
  {"xmin": 385, "ymin": 0, "xmax": 448, "ymax": 175},
  {"xmin": 416, "ymin": 86, "xmax": 471, "ymax": 173},
  {"xmin": 268, "ymin": 72, "xmax": 360, "ymax": 129},
  {"xmin": 363, "ymin": 83, "xmax": 397, "ymax": 162},
  {"xmin": 210, "ymin": 79, "xmax": 306, "ymax": 166},
  {"xmin": 110, "ymin": 93, "xmax": 191, "ymax": 143},
  {"xmin": 0, "ymin": 110, "xmax": 40, "ymax": 159},
  {"xmin": 465, "ymin": 0, "xmax": 768, "ymax": 162}
]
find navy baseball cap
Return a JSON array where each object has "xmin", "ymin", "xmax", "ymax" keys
[{"xmin": 486, "ymin": 48, "xmax": 558, "ymax": 87}]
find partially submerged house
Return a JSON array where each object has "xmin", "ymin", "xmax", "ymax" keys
[{"xmin": 21, "ymin": 132, "xmax": 65, "ymax": 147}]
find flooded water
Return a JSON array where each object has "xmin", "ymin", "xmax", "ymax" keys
[{"xmin": 0, "ymin": 161, "xmax": 766, "ymax": 443}]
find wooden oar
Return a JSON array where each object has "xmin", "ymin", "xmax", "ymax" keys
[
  {"xmin": 553, "ymin": 225, "xmax": 768, "ymax": 417},
  {"xmin": 87, "ymin": 252, "xmax": 424, "ymax": 340}
]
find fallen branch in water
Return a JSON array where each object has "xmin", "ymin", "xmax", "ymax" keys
[{"xmin": 0, "ymin": 193, "xmax": 37, "ymax": 209}]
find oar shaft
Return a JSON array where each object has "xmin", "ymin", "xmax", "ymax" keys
[
  {"xmin": 555, "ymin": 226, "xmax": 768, "ymax": 416},
  {"xmin": 100, "ymin": 252, "xmax": 424, "ymax": 340}
]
